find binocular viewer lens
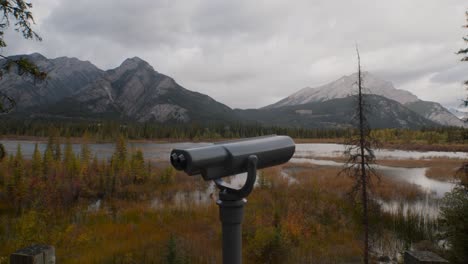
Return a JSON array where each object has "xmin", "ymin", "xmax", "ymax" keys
[{"xmin": 170, "ymin": 153, "xmax": 187, "ymax": 170}]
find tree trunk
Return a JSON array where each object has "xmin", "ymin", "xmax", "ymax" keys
[{"xmin": 357, "ymin": 48, "xmax": 369, "ymax": 264}]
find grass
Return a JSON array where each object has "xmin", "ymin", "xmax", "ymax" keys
[
  {"xmin": 0, "ymin": 141, "xmax": 454, "ymax": 263},
  {"xmin": 290, "ymin": 155, "xmax": 464, "ymax": 182},
  {"xmin": 376, "ymin": 158, "xmax": 463, "ymax": 181},
  {"xmin": 286, "ymin": 164, "xmax": 424, "ymax": 201}
]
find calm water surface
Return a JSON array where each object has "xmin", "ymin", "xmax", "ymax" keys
[{"xmin": 1, "ymin": 139, "xmax": 461, "ymax": 204}]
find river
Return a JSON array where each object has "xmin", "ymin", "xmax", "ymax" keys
[{"xmin": 1, "ymin": 139, "xmax": 462, "ymax": 200}]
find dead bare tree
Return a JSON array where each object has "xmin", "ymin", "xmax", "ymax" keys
[{"xmin": 341, "ymin": 47, "xmax": 379, "ymax": 264}]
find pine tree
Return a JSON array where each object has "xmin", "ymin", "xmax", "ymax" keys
[
  {"xmin": 341, "ymin": 48, "xmax": 379, "ymax": 264},
  {"xmin": 440, "ymin": 185, "xmax": 468, "ymax": 263},
  {"xmin": 440, "ymin": 16, "xmax": 468, "ymax": 261},
  {"xmin": 42, "ymin": 146, "xmax": 54, "ymax": 177},
  {"xmin": 31, "ymin": 143, "xmax": 42, "ymax": 177},
  {"xmin": 14, "ymin": 144, "xmax": 24, "ymax": 183},
  {"xmin": 114, "ymin": 135, "xmax": 128, "ymax": 171},
  {"xmin": 80, "ymin": 133, "xmax": 91, "ymax": 170},
  {"xmin": 63, "ymin": 138, "xmax": 79, "ymax": 179},
  {"xmin": 0, "ymin": 142, "xmax": 5, "ymax": 161},
  {"xmin": 13, "ymin": 144, "xmax": 25, "ymax": 213},
  {"xmin": 130, "ymin": 150, "xmax": 145, "ymax": 184},
  {"xmin": 54, "ymin": 138, "xmax": 62, "ymax": 161},
  {"xmin": 456, "ymin": 10, "xmax": 468, "ymax": 111}
]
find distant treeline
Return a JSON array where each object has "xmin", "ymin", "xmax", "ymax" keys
[
  {"xmin": 0, "ymin": 118, "xmax": 466, "ymax": 144},
  {"xmin": 0, "ymin": 118, "xmax": 351, "ymax": 139}
]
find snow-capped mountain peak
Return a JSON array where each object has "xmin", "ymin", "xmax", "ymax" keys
[
  {"xmin": 266, "ymin": 72, "xmax": 419, "ymax": 108},
  {"xmin": 265, "ymin": 72, "xmax": 466, "ymax": 128}
]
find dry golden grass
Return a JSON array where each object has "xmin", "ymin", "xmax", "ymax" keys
[
  {"xmin": 376, "ymin": 159, "xmax": 462, "ymax": 181},
  {"xmin": 381, "ymin": 142, "xmax": 468, "ymax": 152},
  {"xmin": 289, "ymin": 156, "xmax": 464, "ymax": 182},
  {"xmin": 371, "ymin": 177, "xmax": 423, "ymax": 201},
  {"xmin": 2, "ymin": 150, "xmax": 453, "ymax": 263},
  {"xmin": 285, "ymin": 163, "xmax": 424, "ymax": 201}
]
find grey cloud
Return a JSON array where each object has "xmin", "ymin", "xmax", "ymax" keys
[
  {"xmin": 4, "ymin": 0, "xmax": 468, "ymax": 109},
  {"xmin": 430, "ymin": 64, "xmax": 468, "ymax": 84},
  {"xmin": 44, "ymin": 0, "xmax": 192, "ymax": 48}
]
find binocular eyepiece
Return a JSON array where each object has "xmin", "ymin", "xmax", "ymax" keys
[{"xmin": 170, "ymin": 135, "xmax": 295, "ymax": 180}]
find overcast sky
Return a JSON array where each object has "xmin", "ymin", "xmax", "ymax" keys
[{"xmin": 4, "ymin": 0, "xmax": 468, "ymax": 109}]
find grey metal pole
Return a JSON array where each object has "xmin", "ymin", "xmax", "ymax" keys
[
  {"xmin": 215, "ymin": 155, "xmax": 257, "ymax": 264},
  {"xmin": 217, "ymin": 198, "xmax": 246, "ymax": 264}
]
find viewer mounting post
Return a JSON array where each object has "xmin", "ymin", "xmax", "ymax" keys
[
  {"xmin": 170, "ymin": 135, "xmax": 295, "ymax": 264},
  {"xmin": 215, "ymin": 155, "xmax": 257, "ymax": 264}
]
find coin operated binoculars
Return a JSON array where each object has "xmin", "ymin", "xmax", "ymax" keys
[{"xmin": 170, "ymin": 135, "xmax": 295, "ymax": 264}]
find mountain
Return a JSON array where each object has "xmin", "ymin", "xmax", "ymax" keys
[
  {"xmin": 8, "ymin": 55, "xmax": 236, "ymax": 123},
  {"xmin": 1, "ymin": 53, "xmax": 462, "ymax": 129},
  {"xmin": 0, "ymin": 53, "xmax": 104, "ymax": 109},
  {"xmin": 266, "ymin": 72, "xmax": 465, "ymax": 127},
  {"xmin": 236, "ymin": 95, "xmax": 437, "ymax": 129},
  {"xmin": 405, "ymin": 101, "xmax": 466, "ymax": 127},
  {"xmin": 266, "ymin": 72, "xmax": 419, "ymax": 108},
  {"xmin": 449, "ymin": 107, "xmax": 467, "ymax": 120}
]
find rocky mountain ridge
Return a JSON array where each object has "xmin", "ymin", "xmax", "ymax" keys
[
  {"xmin": 1, "ymin": 54, "xmax": 235, "ymax": 123},
  {"xmin": 1, "ymin": 53, "xmax": 464, "ymax": 129},
  {"xmin": 266, "ymin": 72, "xmax": 466, "ymax": 127},
  {"xmin": 236, "ymin": 94, "xmax": 438, "ymax": 129},
  {"xmin": 0, "ymin": 53, "xmax": 104, "ymax": 109}
]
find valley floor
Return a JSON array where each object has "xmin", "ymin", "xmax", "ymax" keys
[{"xmin": 0, "ymin": 137, "xmax": 463, "ymax": 263}]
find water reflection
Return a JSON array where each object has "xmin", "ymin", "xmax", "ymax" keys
[
  {"xmin": 290, "ymin": 157, "xmax": 456, "ymax": 198},
  {"xmin": 375, "ymin": 195, "xmax": 441, "ymax": 221},
  {"xmin": 295, "ymin": 143, "xmax": 468, "ymax": 160}
]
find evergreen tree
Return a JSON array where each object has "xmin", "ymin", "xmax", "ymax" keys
[
  {"xmin": 166, "ymin": 234, "xmax": 178, "ymax": 264},
  {"xmin": 114, "ymin": 135, "xmax": 127, "ymax": 171},
  {"xmin": 42, "ymin": 146, "xmax": 54, "ymax": 177},
  {"xmin": 440, "ymin": 19, "xmax": 468, "ymax": 258},
  {"xmin": 13, "ymin": 144, "xmax": 25, "ymax": 213},
  {"xmin": 341, "ymin": 48, "xmax": 379, "ymax": 264},
  {"xmin": 63, "ymin": 138, "xmax": 79, "ymax": 179},
  {"xmin": 80, "ymin": 133, "xmax": 91, "ymax": 170},
  {"xmin": 438, "ymin": 12, "xmax": 468, "ymax": 263},
  {"xmin": 440, "ymin": 185, "xmax": 468, "ymax": 263},
  {"xmin": 130, "ymin": 150, "xmax": 145, "ymax": 184},
  {"xmin": 0, "ymin": 142, "xmax": 5, "ymax": 161},
  {"xmin": 31, "ymin": 143, "xmax": 42, "ymax": 176},
  {"xmin": 54, "ymin": 138, "xmax": 62, "ymax": 161},
  {"xmin": 14, "ymin": 144, "xmax": 24, "ymax": 182},
  {"xmin": 456, "ymin": 10, "xmax": 468, "ymax": 111}
]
